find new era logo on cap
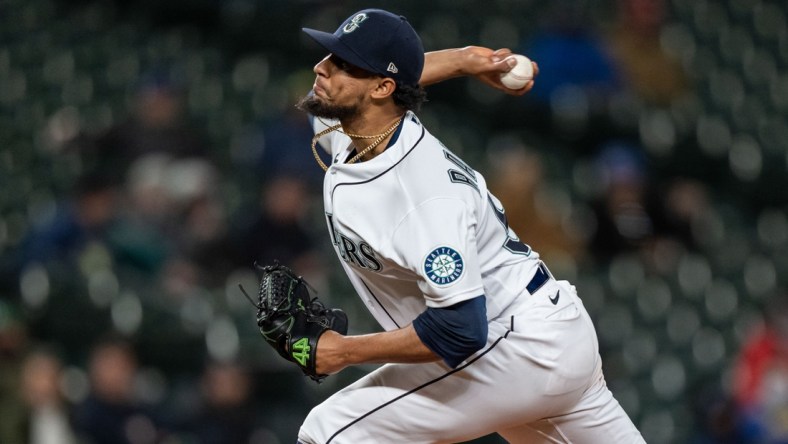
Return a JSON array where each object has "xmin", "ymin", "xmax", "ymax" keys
[{"xmin": 302, "ymin": 9, "xmax": 425, "ymax": 87}]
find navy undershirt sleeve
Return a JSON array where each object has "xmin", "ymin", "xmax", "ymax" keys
[{"xmin": 412, "ymin": 295, "xmax": 488, "ymax": 368}]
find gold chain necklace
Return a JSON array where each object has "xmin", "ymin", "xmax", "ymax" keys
[{"xmin": 311, "ymin": 117, "xmax": 402, "ymax": 172}]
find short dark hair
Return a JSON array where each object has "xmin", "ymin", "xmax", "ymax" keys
[{"xmin": 392, "ymin": 82, "xmax": 427, "ymax": 112}]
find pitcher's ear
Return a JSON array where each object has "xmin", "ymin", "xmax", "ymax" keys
[{"xmin": 371, "ymin": 77, "xmax": 397, "ymax": 100}]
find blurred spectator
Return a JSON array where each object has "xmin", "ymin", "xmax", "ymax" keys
[
  {"xmin": 72, "ymin": 337, "xmax": 159, "ymax": 444},
  {"xmin": 86, "ymin": 70, "xmax": 211, "ymax": 181},
  {"xmin": 179, "ymin": 361, "xmax": 259, "ymax": 444},
  {"xmin": 733, "ymin": 294, "xmax": 788, "ymax": 443},
  {"xmin": 164, "ymin": 158, "xmax": 234, "ymax": 291},
  {"xmin": 16, "ymin": 172, "xmax": 118, "ymax": 270},
  {"xmin": 523, "ymin": 4, "xmax": 622, "ymax": 104},
  {"xmin": 516, "ymin": 0, "xmax": 623, "ymax": 145},
  {"xmin": 256, "ymin": 72, "xmax": 326, "ymax": 189},
  {"xmin": 605, "ymin": 0, "xmax": 689, "ymax": 106},
  {"xmin": 587, "ymin": 140, "xmax": 712, "ymax": 267},
  {"xmin": 0, "ymin": 301, "xmax": 29, "ymax": 443},
  {"xmin": 106, "ymin": 154, "xmax": 174, "ymax": 275},
  {"xmin": 20, "ymin": 346, "xmax": 77, "ymax": 444},
  {"xmin": 109, "ymin": 154, "xmax": 233, "ymax": 291},
  {"xmin": 691, "ymin": 384, "xmax": 749, "ymax": 444},
  {"xmin": 655, "ymin": 177, "xmax": 710, "ymax": 251},
  {"xmin": 587, "ymin": 141, "xmax": 656, "ymax": 261},
  {"xmin": 230, "ymin": 175, "xmax": 323, "ymax": 277},
  {"xmin": 485, "ymin": 135, "xmax": 586, "ymax": 265}
]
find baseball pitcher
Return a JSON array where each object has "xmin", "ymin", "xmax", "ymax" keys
[{"xmin": 248, "ymin": 8, "xmax": 646, "ymax": 444}]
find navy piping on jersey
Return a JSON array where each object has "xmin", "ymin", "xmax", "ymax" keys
[
  {"xmin": 387, "ymin": 115, "xmax": 405, "ymax": 146},
  {"xmin": 343, "ymin": 115, "xmax": 406, "ymax": 164},
  {"xmin": 359, "ymin": 277, "xmax": 401, "ymax": 329},
  {"xmin": 331, "ymin": 124, "xmax": 426, "ymax": 199},
  {"xmin": 325, "ymin": 329, "xmax": 513, "ymax": 443}
]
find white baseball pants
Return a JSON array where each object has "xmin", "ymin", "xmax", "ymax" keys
[{"xmin": 298, "ymin": 280, "xmax": 645, "ymax": 443}]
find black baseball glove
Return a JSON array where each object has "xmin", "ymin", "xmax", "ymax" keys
[{"xmin": 240, "ymin": 262, "xmax": 348, "ymax": 383}]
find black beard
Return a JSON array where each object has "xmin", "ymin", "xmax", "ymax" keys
[{"xmin": 295, "ymin": 94, "xmax": 359, "ymax": 121}]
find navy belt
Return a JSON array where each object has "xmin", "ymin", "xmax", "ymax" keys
[{"xmin": 526, "ymin": 262, "xmax": 551, "ymax": 294}]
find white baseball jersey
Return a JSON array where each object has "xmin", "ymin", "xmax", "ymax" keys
[
  {"xmin": 316, "ymin": 111, "xmax": 540, "ymax": 331},
  {"xmin": 300, "ymin": 112, "xmax": 645, "ymax": 444}
]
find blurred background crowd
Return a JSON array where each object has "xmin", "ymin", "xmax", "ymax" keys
[{"xmin": 0, "ymin": 0, "xmax": 787, "ymax": 442}]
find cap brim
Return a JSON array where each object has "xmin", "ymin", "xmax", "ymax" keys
[{"xmin": 302, "ymin": 28, "xmax": 381, "ymax": 76}]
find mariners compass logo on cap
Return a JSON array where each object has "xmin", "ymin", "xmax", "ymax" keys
[
  {"xmin": 302, "ymin": 8, "xmax": 424, "ymax": 87},
  {"xmin": 342, "ymin": 13, "xmax": 368, "ymax": 33},
  {"xmin": 424, "ymin": 246, "xmax": 464, "ymax": 286}
]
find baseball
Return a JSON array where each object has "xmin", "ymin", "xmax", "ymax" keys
[{"xmin": 499, "ymin": 54, "xmax": 534, "ymax": 90}]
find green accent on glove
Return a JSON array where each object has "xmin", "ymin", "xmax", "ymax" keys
[
  {"xmin": 246, "ymin": 262, "xmax": 349, "ymax": 383},
  {"xmin": 291, "ymin": 337, "xmax": 311, "ymax": 367}
]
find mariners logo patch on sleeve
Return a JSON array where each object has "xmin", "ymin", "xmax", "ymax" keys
[{"xmin": 423, "ymin": 246, "xmax": 464, "ymax": 286}]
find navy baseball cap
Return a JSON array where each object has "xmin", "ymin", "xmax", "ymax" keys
[{"xmin": 302, "ymin": 9, "xmax": 424, "ymax": 87}]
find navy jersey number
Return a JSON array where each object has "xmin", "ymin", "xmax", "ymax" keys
[
  {"xmin": 441, "ymin": 148, "xmax": 531, "ymax": 256},
  {"xmin": 444, "ymin": 149, "xmax": 480, "ymax": 193},
  {"xmin": 487, "ymin": 193, "xmax": 532, "ymax": 255}
]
